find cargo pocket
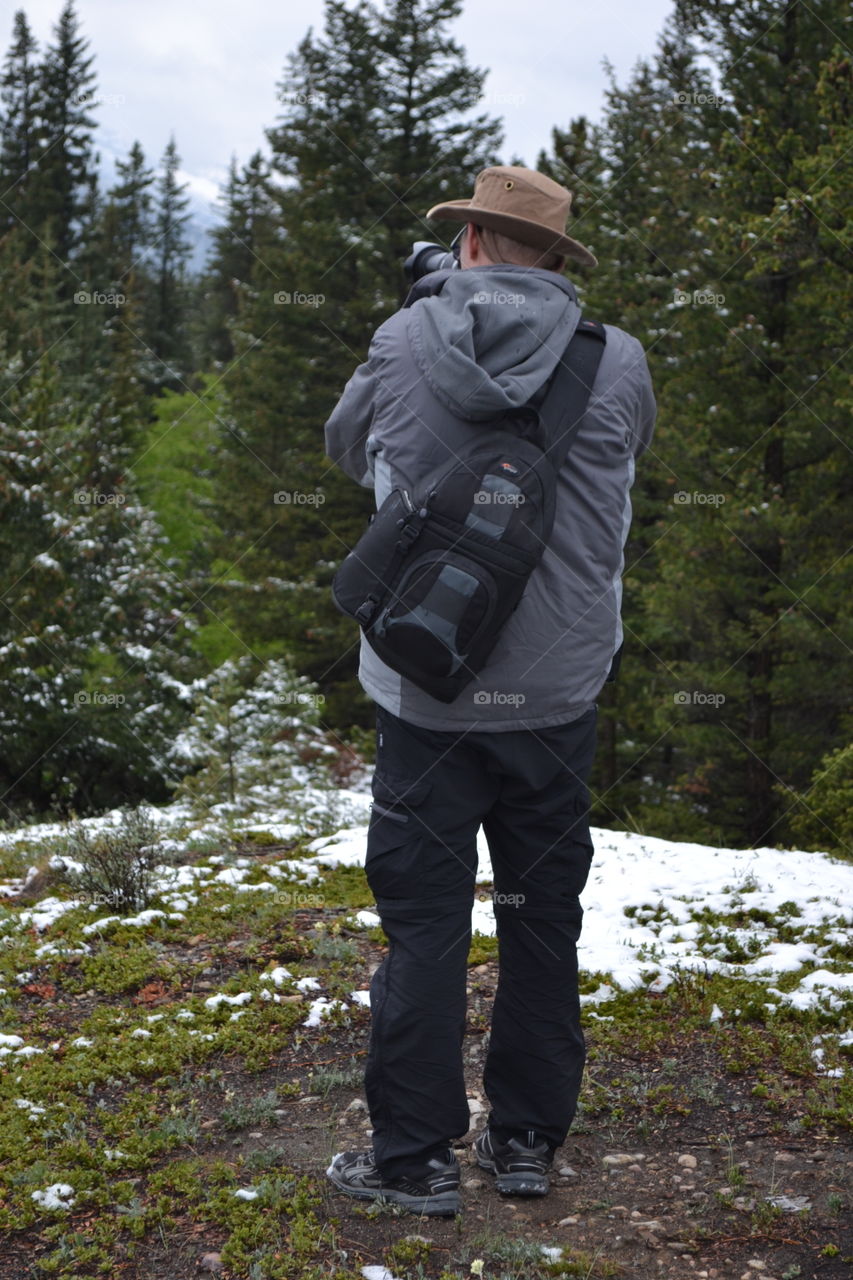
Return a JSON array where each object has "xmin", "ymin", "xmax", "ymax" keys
[
  {"xmin": 566, "ymin": 783, "xmax": 594, "ymax": 896},
  {"xmin": 365, "ymin": 772, "xmax": 433, "ymax": 900}
]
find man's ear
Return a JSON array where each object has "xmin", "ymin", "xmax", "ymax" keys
[{"xmin": 461, "ymin": 221, "xmax": 479, "ymax": 267}]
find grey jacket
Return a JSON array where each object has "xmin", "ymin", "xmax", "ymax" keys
[{"xmin": 325, "ymin": 263, "xmax": 656, "ymax": 731}]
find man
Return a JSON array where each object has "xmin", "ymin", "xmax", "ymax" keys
[{"xmin": 324, "ymin": 165, "xmax": 656, "ymax": 1216}]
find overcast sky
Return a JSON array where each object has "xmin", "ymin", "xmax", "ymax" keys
[{"xmin": 14, "ymin": 0, "xmax": 676, "ymax": 255}]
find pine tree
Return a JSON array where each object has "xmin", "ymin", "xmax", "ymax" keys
[
  {"xmin": 27, "ymin": 0, "xmax": 98, "ymax": 290},
  {"xmin": 146, "ymin": 134, "xmax": 192, "ymax": 387},
  {"xmin": 99, "ymin": 140, "xmax": 155, "ymax": 290},
  {"xmin": 640, "ymin": 0, "xmax": 852, "ymax": 845},
  {"xmin": 210, "ymin": 0, "xmax": 502, "ymax": 725},
  {"xmin": 0, "ymin": 9, "xmax": 40, "ymax": 242},
  {"xmin": 537, "ymin": 15, "xmax": 723, "ymax": 829},
  {"xmin": 0, "ymin": 347, "xmax": 195, "ymax": 816},
  {"xmin": 197, "ymin": 150, "xmax": 278, "ymax": 365}
]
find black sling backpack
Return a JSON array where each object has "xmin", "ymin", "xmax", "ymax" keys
[{"xmin": 331, "ymin": 315, "xmax": 606, "ymax": 704}]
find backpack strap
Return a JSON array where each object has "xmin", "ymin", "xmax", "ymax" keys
[{"xmin": 537, "ymin": 317, "xmax": 606, "ymax": 473}]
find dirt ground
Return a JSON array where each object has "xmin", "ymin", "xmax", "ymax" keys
[
  {"xmin": 282, "ymin": 951, "xmax": 852, "ymax": 1280},
  {"xmin": 1, "ymin": 921, "xmax": 849, "ymax": 1280}
]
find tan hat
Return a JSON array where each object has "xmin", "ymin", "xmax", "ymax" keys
[{"xmin": 426, "ymin": 164, "xmax": 597, "ymax": 268}]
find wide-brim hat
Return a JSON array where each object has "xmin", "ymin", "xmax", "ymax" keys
[{"xmin": 426, "ymin": 164, "xmax": 597, "ymax": 268}]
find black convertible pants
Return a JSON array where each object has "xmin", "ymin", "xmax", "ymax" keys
[{"xmin": 363, "ymin": 703, "xmax": 597, "ymax": 1178}]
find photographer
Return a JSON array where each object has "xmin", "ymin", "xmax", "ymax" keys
[{"xmin": 324, "ymin": 165, "xmax": 656, "ymax": 1216}]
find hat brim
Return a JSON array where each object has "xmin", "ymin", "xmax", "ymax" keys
[{"xmin": 426, "ymin": 198, "xmax": 597, "ymax": 268}]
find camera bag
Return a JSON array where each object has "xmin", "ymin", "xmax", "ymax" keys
[{"xmin": 331, "ymin": 316, "xmax": 606, "ymax": 703}]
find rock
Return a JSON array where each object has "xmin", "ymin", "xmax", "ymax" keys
[
  {"xmin": 767, "ymin": 1194, "xmax": 811, "ymax": 1212},
  {"xmin": 558, "ymin": 1216, "xmax": 579, "ymax": 1226},
  {"xmin": 746, "ymin": 1262, "xmax": 767, "ymax": 1271},
  {"xmin": 609, "ymin": 1205, "xmax": 629, "ymax": 1218},
  {"xmin": 603, "ymin": 1153, "xmax": 645, "ymax": 1167},
  {"xmin": 345, "ymin": 1098, "xmax": 366, "ymax": 1112},
  {"xmin": 463, "ymin": 1178, "xmax": 484, "ymax": 1189},
  {"xmin": 199, "ymin": 1253, "xmax": 223, "ymax": 1273},
  {"xmin": 558, "ymin": 1165, "xmax": 578, "ymax": 1177},
  {"xmin": 678, "ymin": 1153, "xmax": 698, "ymax": 1169},
  {"xmin": 773, "ymin": 1151, "xmax": 795, "ymax": 1162}
]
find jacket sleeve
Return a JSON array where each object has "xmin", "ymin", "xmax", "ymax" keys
[
  {"xmin": 632, "ymin": 345, "xmax": 657, "ymax": 459},
  {"xmin": 324, "ymin": 359, "xmax": 377, "ymax": 488}
]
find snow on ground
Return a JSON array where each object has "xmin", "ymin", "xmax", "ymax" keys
[
  {"xmin": 310, "ymin": 823, "xmax": 853, "ymax": 1010},
  {"xmin": 0, "ymin": 789, "xmax": 849, "ymax": 1030}
]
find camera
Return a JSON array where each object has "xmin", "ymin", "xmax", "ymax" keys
[{"xmin": 403, "ymin": 227, "xmax": 464, "ymax": 283}]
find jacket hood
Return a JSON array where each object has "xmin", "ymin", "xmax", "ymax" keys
[{"xmin": 408, "ymin": 264, "xmax": 581, "ymax": 421}]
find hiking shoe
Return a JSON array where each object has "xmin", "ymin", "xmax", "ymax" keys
[
  {"xmin": 325, "ymin": 1148, "xmax": 461, "ymax": 1216},
  {"xmin": 474, "ymin": 1129, "xmax": 553, "ymax": 1196}
]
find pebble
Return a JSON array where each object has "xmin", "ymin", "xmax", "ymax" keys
[
  {"xmin": 678, "ymin": 1153, "xmax": 698, "ymax": 1169},
  {"xmin": 345, "ymin": 1098, "xmax": 366, "ymax": 1112},
  {"xmin": 463, "ymin": 1178, "xmax": 484, "ymax": 1189},
  {"xmin": 771, "ymin": 1193, "xmax": 812, "ymax": 1212},
  {"xmin": 746, "ymin": 1262, "xmax": 767, "ymax": 1271},
  {"xmin": 558, "ymin": 1165, "xmax": 578, "ymax": 1177},
  {"xmin": 558, "ymin": 1215, "xmax": 579, "ymax": 1226},
  {"xmin": 603, "ymin": 1152, "xmax": 645, "ymax": 1167},
  {"xmin": 774, "ymin": 1151, "xmax": 795, "ymax": 1162}
]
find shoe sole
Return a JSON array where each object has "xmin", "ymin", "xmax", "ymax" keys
[
  {"xmin": 476, "ymin": 1154, "xmax": 549, "ymax": 1196},
  {"xmin": 326, "ymin": 1168, "xmax": 460, "ymax": 1216}
]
